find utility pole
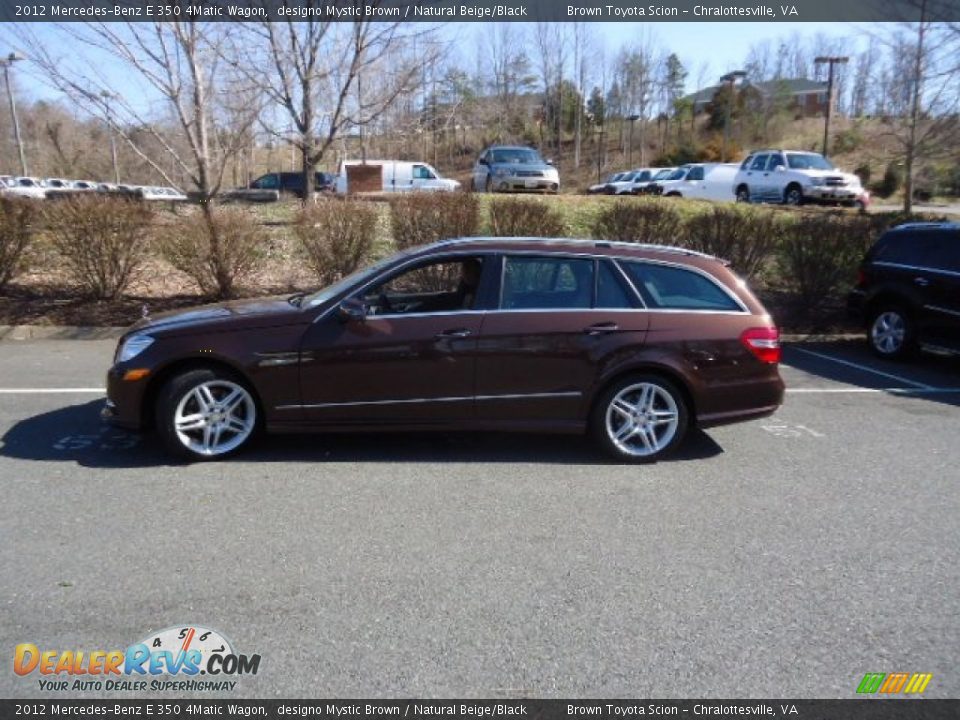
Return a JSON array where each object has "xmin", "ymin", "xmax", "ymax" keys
[
  {"xmin": 815, "ymin": 56, "xmax": 849, "ymax": 157},
  {"xmin": 1, "ymin": 52, "xmax": 27, "ymax": 176},
  {"xmin": 99, "ymin": 90, "xmax": 120, "ymax": 183},
  {"xmin": 719, "ymin": 70, "xmax": 746, "ymax": 163}
]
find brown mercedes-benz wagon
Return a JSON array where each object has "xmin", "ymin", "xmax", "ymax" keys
[{"xmin": 103, "ymin": 238, "xmax": 784, "ymax": 462}]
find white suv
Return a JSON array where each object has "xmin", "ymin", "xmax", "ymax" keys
[{"xmin": 733, "ymin": 150, "xmax": 864, "ymax": 206}]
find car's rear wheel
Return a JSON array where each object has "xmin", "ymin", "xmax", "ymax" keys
[
  {"xmin": 592, "ymin": 375, "xmax": 689, "ymax": 463},
  {"xmin": 156, "ymin": 368, "xmax": 259, "ymax": 461},
  {"xmin": 868, "ymin": 305, "xmax": 917, "ymax": 360}
]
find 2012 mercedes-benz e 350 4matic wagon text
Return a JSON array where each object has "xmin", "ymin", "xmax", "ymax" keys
[{"xmin": 103, "ymin": 238, "xmax": 785, "ymax": 462}]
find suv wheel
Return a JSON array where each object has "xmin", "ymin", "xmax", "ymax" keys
[
  {"xmin": 592, "ymin": 375, "xmax": 689, "ymax": 463},
  {"xmin": 156, "ymin": 368, "xmax": 259, "ymax": 461},
  {"xmin": 868, "ymin": 305, "xmax": 916, "ymax": 360},
  {"xmin": 784, "ymin": 184, "xmax": 803, "ymax": 205},
  {"xmin": 735, "ymin": 185, "xmax": 750, "ymax": 203}
]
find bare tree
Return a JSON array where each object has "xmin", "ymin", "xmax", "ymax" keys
[{"xmin": 233, "ymin": 7, "xmax": 433, "ymax": 200}]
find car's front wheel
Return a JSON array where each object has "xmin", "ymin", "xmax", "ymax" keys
[
  {"xmin": 592, "ymin": 375, "xmax": 689, "ymax": 463},
  {"xmin": 156, "ymin": 368, "xmax": 259, "ymax": 461},
  {"xmin": 868, "ymin": 305, "xmax": 917, "ymax": 360},
  {"xmin": 735, "ymin": 185, "xmax": 750, "ymax": 203},
  {"xmin": 784, "ymin": 184, "xmax": 804, "ymax": 205}
]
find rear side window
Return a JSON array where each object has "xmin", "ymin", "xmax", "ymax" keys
[
  {"xmin": 596, "ymin": 260, "xmax": 638, "ymax": 309},
  {"xmin": 688, "ymin": 166, "xmax": 704, "ymax": 181},
  {"xmin": 619, "ymin": 261, "xmax": 741, "ymax": 311},
  {"xmin": 873, "ymin": 230, "xmax": 960, "ymax": 272},
  {"xmin": 501, "ymin": 256, "xmax": 593, "ymax": 310}
]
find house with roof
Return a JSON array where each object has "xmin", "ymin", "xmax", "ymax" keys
[{"xmin": 683, "ymin": 78, "xmax": 830, "ymax": 117}]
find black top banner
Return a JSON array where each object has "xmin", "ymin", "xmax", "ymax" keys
[
  {"xmin": 2, "ymin": 0, "xmax": 960, "ymax": 23},
  {"xmin": 2, "ymin": 700, "xmax": 960, "ymax": 719}
]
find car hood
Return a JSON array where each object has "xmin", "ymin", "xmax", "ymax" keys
[{"xmin": 128, "ymin": 295, "xmax": 307, "ymax": 337}]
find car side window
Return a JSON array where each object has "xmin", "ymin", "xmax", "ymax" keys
[
  {"xmin": 255, "ymin": 174, "xmax": 279, "ymax": 189},
  {"xmin": 596, "ymin": 260, "xmax": 638, "ymax": 309},
  {"xmin": 413, "ymin": 165, "xmax": 435, "ymax": 180},
  {"xmin": 877, "ymin": 231, "xmax": 960, "ymax": 272},
  {"xmin": 501, "ymin": 256, "xmax": 593, "ymax": 310},
  {"xmin": 619, "ymin": 262, "xmax": 741, "ymax": 311},
  {"xmin": 688, "ymin": 167, "xmax": 704, "ymax": 181},
  {"xmin": 361, "ymin": 257, "xmax": 485, "ymax": 316},
  {"xmin": 768, "ymin": 154, "xmax": 786, "ymax": 171},
  {"xmin": 750, "ymin": 154, "xmax": 769, "ymax": 171}
]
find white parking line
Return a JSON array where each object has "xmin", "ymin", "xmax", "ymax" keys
[
  {"xmin": 787, "ymin": 347, "xmax": 935, "ymax": 390},
  {"xmin": 786, "ymin": 387, "xmax": 960, "ymax": 394},
  {"xmin": 0, "ymin": 388, "xmax": 104, "ymax": 393}
]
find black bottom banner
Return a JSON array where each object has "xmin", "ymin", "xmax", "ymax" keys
[{"xmin": 1, "ymin": 700, "xmax": 958, "ymax": 720}]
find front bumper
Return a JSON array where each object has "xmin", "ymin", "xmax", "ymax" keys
[
  {"xmin": 805, "ymin": 186, "xmax": 860, "ymax": 201},
  {"xmin": 495, "ymin": 176, "xmax": 559, "ymax": 193},
  {"xmin": 101, "ymin": 365, "xmax": 148, "ymax": 430}
]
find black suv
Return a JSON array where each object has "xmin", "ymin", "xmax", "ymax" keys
[
  {"xmin": 848, "ymin": 222, "xmax": 960, "ymax": 359},
  {"xmin": 249, "ymin": 171, "xmax": 335, "ymax": 197}
]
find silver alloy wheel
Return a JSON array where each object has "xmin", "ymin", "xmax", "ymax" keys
[
  {"xmin": 871, "ymin": 311, "xmax": 906, "ymax": 354},
  {"xmin": 605, "ymin": 382, "xmax": 680, "ymax": 458},
  {"xmin": 173, "ymin": 380, "xmax": 256, "ymax": 457},
  {"xmin": 785, "ymin": 187, "xmax": 802, "ymax": 205}
]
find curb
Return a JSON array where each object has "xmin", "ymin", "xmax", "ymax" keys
[
  {"xmin": 0, "ymin": 324, "xmax": 861, "ymax": 344},
  {"xmin": 0, "ymin": 325, "xmax": 126, "ymax": 341}
]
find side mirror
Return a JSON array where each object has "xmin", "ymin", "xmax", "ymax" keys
[
  {"xmin": 546, "ymin": 158, "xmax": 554, "ymax": 166},
  {"xmin": 338, "ymin": 297, "xmax": 367, "ymax": 323}
]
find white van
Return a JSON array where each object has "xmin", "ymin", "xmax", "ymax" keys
[
  {"xmin": 654, "ymin": 163, "xmax": 739, "ymax": 202},
  {"xmin": 335, "ymin": 160, "xmax": 460, "ymax": 194}
]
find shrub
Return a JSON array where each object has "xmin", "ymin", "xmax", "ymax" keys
[
  {"xmin": 873, "ymin": 162, "xmax": 903, "ymax": 198},
  {"xmin": 775, "ymin": 213, "xmax": 874, "ymax": 311},
  {"xmin": 388, "ymin": 192, "xmax": 480, "ymax": 251},
  {"xmin": 293, "ymin": 200, "xmax": 378, "ymax": 286},
  {"xmin": 158, "ymin": 207, "xmax": 264, "ymax": 298},
  {"xmin": 680, "ymin": 205, "xmax": 785, "ymax": 283},
  {"xmin": 592, "ymin": 199, "xmax": 683, "ymax": 245},
  {"xmin": 0, "ymin": 197, "xmax": 37, "ymax": 293},
  {"xmin": 487, "ymin": 197, "xmax": 566, "ymax": 237},
  {"xmin": 43, "ymin": 195, "xmax": 152, "ymax": 300}
]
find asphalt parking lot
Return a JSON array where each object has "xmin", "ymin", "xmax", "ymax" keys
[{"xmin": 0, "ymin": 338, "xmax": 958, "ymax": 699}]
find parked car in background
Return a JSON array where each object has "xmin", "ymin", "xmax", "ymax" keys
[
  {"xmin": 245, "ymin": 171, "xmax": 336, "ymax": 199},
  {"xmin": 605, "ymin": 169, "xmax": 648, "ymax": 195},
  {"xmin": 634, "ymin": 168, "xmax": 677, "ymax": 195},
  {"xmin": 336, "ymin": 160, "xmax": 459, "ymax": 194},
  {"xmin": 103, "ymin": 237, "xmax": 783, "ymax": 463},
  {"xmin": 44, "ymin": 178, "xmax": 75, "ymax": 191},
  {"xmin": 473, "ymin": 146, "xmax": 560, "ymax": 193},
  {"xmin": 588, "ymin": 172, "xmax": 625, "ymax": 194},
  {"xmin": 139, "ymin": 186, "xmax": 188, "ymax": 202},
  {"xmin": 1, "ymin": 177, "xmax": 47, "ymax": 199},
  {"xmin": 848, "ymin": 222, "xmax": 960, "ymax": 360},
  {"xmin": 650, "ymin": 163, "xmax": 739, "ymax": 202},
  {"xmin": 734, "ymin": 150, "xmax": 865, "ymax": 206},
  {"xmin": 72, "ymin": 180, "xmax": 98, "ymax": 191},
  {"xmin": 629, "ymin": 167, "xmax": 671, "ymax": 195}
]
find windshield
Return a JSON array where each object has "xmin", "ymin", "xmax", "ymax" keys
[
  {"xmin": 665, "ymin": 168, "xmax": 687, "ymax": 181},
  {"xmin": 786, "ymin": 153, "xmax": 835, "ymax": 171},
  {"xmin": 653, "ymin": 169, "xmax": 674, "ymax": 180},
  {"xmin": 490, "ymin": 148, "xmax": 544, "ymax": 165},
  {"xmin": 619, "ymin": 172, "xmax": 635, "ymax": 182},
  {"xmin": 304, "ymin": 255, "xmax": 398, "ymax": 308}
]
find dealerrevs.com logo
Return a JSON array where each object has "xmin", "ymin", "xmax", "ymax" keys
[{"xmin": 14, "ymin": 625, "xmax": 261, "ymax": 692}]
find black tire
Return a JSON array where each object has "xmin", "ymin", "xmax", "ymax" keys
[
  {"xmin": 868, "ymin": 304, "xmax": 918, "ymax": 361},
  {"xmin": 784, "ymin": 184, "xmax": 804, "ymax": 206},
  {"xmin": 155, "ymin": 367, "xmax": 260, "ymax": 461},
  {"xmin": 735, "ymin": 185, "xmax": 750, "ymax": 203},
  {"xmin": 665, "ymin": 192, "xmax": 682, "ymax": 198},
  {"xmin": 591, "ymin": 374, "xmax": 689, "ymax": 463}
]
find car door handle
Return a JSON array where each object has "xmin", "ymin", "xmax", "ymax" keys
[
  {"xmin": 435, "ymin": 328, "xmax": 472, "ymax": 339},
  {"xmin": 913, "ymin": 277, "xmax": 930, "ymax": 287},
  {"xmin": 584, "ymin": 322, "xmax": 619, "ymax": 335}
]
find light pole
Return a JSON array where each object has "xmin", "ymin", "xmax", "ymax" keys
[
  {"xmin": 99, "ymin": 90, "xmax": 120, "ymax": 183},
  {"xmin": 815, "ymin": 56, "xmax": 849, "ymax": 157},
  {"xmin": 1, "ymin": 52, "xmax": 27, "ymax": 176},
  {"xmin": 626, "ymin": 114, "xmax": 640, "ymax": 167},
  {"xmin": 719, "ymin": 70, "xmax": 746, "ymax": 163}
]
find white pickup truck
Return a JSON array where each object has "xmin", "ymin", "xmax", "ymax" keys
[{"xmin": 733, "ymin": 150, "xmax": 865, "ymax": 207}]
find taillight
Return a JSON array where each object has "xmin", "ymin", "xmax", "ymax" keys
[{"xmin": 741, "ymin": 326, "xmax": 781, "ymax": 364}]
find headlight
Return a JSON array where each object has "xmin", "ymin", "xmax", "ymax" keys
[{"xmin": 117, "ymin": 334, "xmax": 154, "ymax": 363}]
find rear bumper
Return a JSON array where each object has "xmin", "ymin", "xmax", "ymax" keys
[{"xmin": 696, "ymin": 373, "xmax": 785, "ymax": 428}]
